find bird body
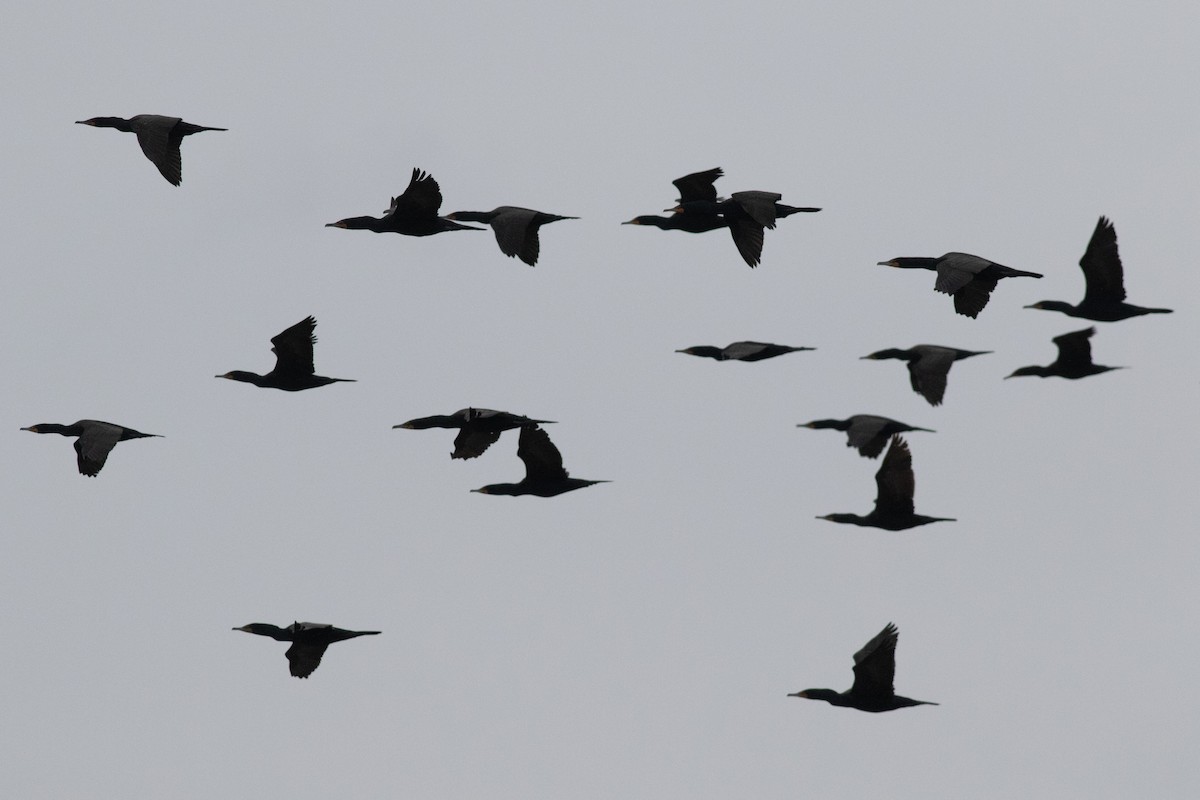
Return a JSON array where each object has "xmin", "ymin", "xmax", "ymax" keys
[
  {"xmin": 76, "ymin": 114, "xmax": 226, "ymax": 185},
  {"xmin": 444, "ymin": 206, "xmax": 577, "ymax": 265},
  {"xmin": 1006, "ymin": 327, "xmax": 1122, "ymax": 380},
  {"xmin": 1026, "ymin": 217, "xmax": 1172, "ymax": 321},
  {"xmin": 800, "ymin": 414, "xmax": 934, "ymax": 459},
  {"xmin": 216, "ymin": 315, "xmax": 355, "ymax": 391},
  {"xmin": 472, "ymin": 424, "xmax": 608, "ymax": 497},
  {"xmin": 395, "ymin": 408, "xmax": 556, "ymax": 460},
  {"xmin": 234, "ymin": 622, "xmax": 380, "ymax": 678},
  {"xmin": 861, "ymin": 344, "xmax": 991, "ymax": 406},
  {"xmin": 326, "ymin": 168, "xmax": 482, "ymax": 235},
  {"xmin": 788, "ymin": 623, "xmax": 938, "ymax": 712},
  {"xmin": 21, "ymin": 419, "xmax": 160, "ymax": 476},
  {"xmin": 676, "ymin": 341, "xmax": 815, "ymax": 362},
  {"xmin": 879, "ymin": 252, "xmax": 1043, "ymax": 318},
  {"xmin": 817, "ymin": 436, "xmax": 953, "ymax": 530}
]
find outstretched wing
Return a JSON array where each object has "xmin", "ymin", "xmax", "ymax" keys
[
  {"xmin": 453, "ymin": 428, "xmax": 503, "ymax": 460},
  {"xmin": 846, "ymin": 417, "xmax": 889, "ymax": 458},
  {"xmin": 727, "ymin": 219, "xmax": 765, "ymax": 267},
  {"xmin": 1052, "ymin": 327, "xmax": 1096, "ymax": 370},
  {"xmin": 872, "ymin": 437, "xmax": 915, "ymax": 518},
  {"xmin": 490, "ymin": 208, "xmax": 539, "ymax": 264},
  {"xmin": 270, "ymin": 316, "xmax": 318, "ymax": 377},
  {"xmin": 131, "ymin": 115, "xmax": 183, "ymax": 185},
  {"xmin": 730, "ymin": 190, "xmax": 781, "ymax": 229},
  {"xmin": 849, "ymin": 623, "xmax": 899, "ymax": 702},
  {"xmin": 1079, "ymin": 216, "xmax": 1126, "ymax": 305},
  {"xmin": 672, "ymin": 167, "xmax": 723, "ymax": 203},
  {"xmin": 908, "ymin": 349, "xmax": 955, "ymax": 406},
  {"xmin": 388, "ymin": 168, "xmax": 444, "ymax": 218},
  {"xmin": 517, "ymin": 425, "xmax": 569, "ymax": 484},
  {"xmin": 285, "ymin": 641, "xmax": 329, "ymax": 679},
  {"xmin": 933, "ymin": 253, "xmax": 991, "ymax": 294},
  {"xmin": 952, "ymin": 274, "xmax": 998, "ymax": 318},
  {"xmin": 74, "ymin": 422, "xmax": 123, "ymax": 476}
]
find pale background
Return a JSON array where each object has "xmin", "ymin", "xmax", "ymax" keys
[{"xmin": 2, "ymin": 2, "xmax": 1198, "ymax": 797}]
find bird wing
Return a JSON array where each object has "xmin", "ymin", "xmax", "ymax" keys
[
  {"xmin": 131, "ymin": 115, "xmax": 183, "ymax": 186},
  {"xmin": 672, "ymin": 167, "xmax": 723, "ymax": 203},
  {"xmin": 952, "ymin": 274, "xmax": 998, "ymax": 318},
  {"xmin": 933, "ymin": 253, "xmax": 990, "ymax": 294},
  {"xmin": 1079, "ymin": 216, "xmax": 1126, "ymax": 304},
  {"xmin": 489, "ymin": 208, "xmax": 539, "ymax": 263},
  {"xmin": 872, "ymin": 437, "xmax": 915, "ymax": 518},
  {"xmin": 270, "ymin": 316, "xmax": 318, "ymax": 377},
  {"xmin": 846, "ymin": 417, "xmax": 888, "ymax": 458},
  {"xmin": 285, "ymin": 641, "xmax": 328, "ymax": 678},
  {"xmin": 73, "ymin": 422, "xmax": 123, "ymax": 476},
  {"xmin": 452, "ymin": 428, "xmax": 502, "ymax": 460},
  {"xmin": 727, "ymin": 218, "xmax": 765, "ymax": 267},
  {"xmin": 730, "ymin": 191, "xmax": 781, "ymax": 229},
  {"xmin": 388, "ymin": 168, "xmax": 444, "ymax": 218},
  {"xmin": 719, "ymin": 341, "xmax": 767, "ymax": 360},
  {"xmin": 849, "ymin": 623, "xmax": 899, "ymax": 702},
  {"xmin": 517, "ymin": 425, "xmax": 569, "ymax": 484},
  {"xmin": 1052, "ymin": 327, "xmax": 1096, "ymax": 370},
  {"xmin": 909, "ymin": 349, "xmax": 954, "ymax": 406}
]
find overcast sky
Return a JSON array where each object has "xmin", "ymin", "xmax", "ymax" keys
[{"xmin": 3, "ymin": 2, "xmax": 1199, "ymax": 798}]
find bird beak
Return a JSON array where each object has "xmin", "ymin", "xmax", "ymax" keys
[
  {"xmin": 663, "ymin": 205, "xmax": 684, "ymax": 213},
  {"xmin": 877, "ymin": 260, "xmax": 899, "ymax": 267},
  {"xmin": 392, "ymin": 423, "xmax": 415, "ymax": 429},
  {"xmin": 325, "ymin": 221, "xmax": 347, "ymax": 228},
  {"xmin": 20, "ymin": 426, "xmax": 37, "ymax": 432}
]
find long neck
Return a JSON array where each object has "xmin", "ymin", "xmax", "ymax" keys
[
  {"xmin": 81, "ymin": 116, "xmax": 133, "ymax": 131},
  {"xmin": 23, "ymin": 423, "xmax": 78, "ymax": 436},
  {"xmin": 679, "ymin": 346, "xmax": 724, "ymax": 359},
  {"xmin": 473, "ymin": 483, "xmax": 524, "ymax": 496},
  {"xmin": 889, "ymin": 257, "xmax": 939, "ymax": 270},
  {"xmin": 818, "ymin": 513, "xmax": 871, "ymax": 526},
  {"xmin": 447, "ymin": 210, "xmax": 497, "ymax": 223},
  {"xmin": 219, "ymin": 370, "xmax": 271, "ymax": 387},
  {"xmin": 236, "ymin": 623, "xmax": 291, "ymax": 641},
  {"xmin": 804, "ymin": 420, "xmax": 850, "ymax": 431},
  {"xmin": 792, "ymin": 688, "xmax": 852, "ymax": 706},
  {"xmin": 327, "ymin": 216, "xmax": 385, "ymax": 231}
]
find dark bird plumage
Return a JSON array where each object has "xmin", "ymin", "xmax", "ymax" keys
[
  {"xmin": 879, "ymin": 252, "xmax": 1043, "ymax": 318},
  {"xmin": 76, "ymin": 114, "xmax": 226, "ymax": 186},
  {"xmin": 444, "ymin": 207, "xmax": 577, "ymax": 265},
  {"xmin": 668, "ymin": 187, "xmax": 821, "ymax": 268},
  {"xmin": 788, "ymin": 622, "xmax": 938, "ymax": 712},
  {"xmin": 1025, "ymin": 216, "xmax": 1173, "ymax": 321},
  {"xmin": 1006, "ymin": 327, "xmax": 1123, "ymax": 380},
  {"xmin": 394, "ymin": 408, "xmax": 556, "ymax": 460},
  {"xmin": 816, "ymin": 436, "xmax": 953, "ymax": 530},
  {"xmin": 800, "ymin": 414, "xmax": 935, "ymax": 458},
  {"xmin": 21, "ymin": 420, "xmax": 160, "ymax": 477},
  {"xmin": 233, "ymin": 622, "xmax": 380, "ymax": 679},
  {"xmin": 676, "ymin": 341, "xmax": 815, "ymax": 362},
  {"xmin": 326, "ymin": 168, "xmax": 482, "ymax": 235},
  {"xmin": 216, "ymin": 316, "xmax": 355, "ymax": 391},
  {"xmin": 861, "ymin": 344, "xmax": 991, "ymax": 406},
  {"xmin": 472, "ymin": 424, "xmax": 608, "ymax": 497}
]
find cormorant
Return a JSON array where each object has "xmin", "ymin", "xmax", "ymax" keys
[
  {"xmin": 1025, "ymin": 216, "xmax": 1173, "ymax": 321},
  {"xmin": 816, "ymin": 436, "xmax": 954, "ymax": 530},
  {"xmin": 799, "ymin": 415, "xmax": 934, "ymax": 458},
  {"xmin": 326, "ymin": 168, "xmax": 482, "ymax": 235},
  {"xmin": 667, "ymin": 187, "xmax": 821, "ymax": 268},
  {"xmin": 878, "ymin": 252, "xmax": 1043, "ymax": 318},
  {"xmin": 76, "ymin": 114, "xmax": 226, "ymax": 186},
  {"xmin": 788, "ymin": 623, "xmax": 938, "ymax": 712},
  {"xmin": 622, "ymin": 213, "xmax": 729, "ymax": 234},
  {"xmin": 21, "ymin": 420, "xmax": 160, "ymax": 476},
  {"xmin": 472, "ymin": 424, "xmax": 608, "ymax": 497},
  {"xmin": 1006, "ymin": 327, "xmax": 1123, "ymax": 380},
  {"xmin": 676, "ymin": 341, "xmax": 815, "ymax": 362},
  {"xmin": 216, "ymin": 316, "xmax": 355, "ymax": 391},
  {"xmin": 233, "ymin": 622, "xmax": 380, "ymax": 679},
  {"xmin": 861, "ymin": 344, "xmax": 991, "ymax": 406},
  {"xmin": 444, "ymin": 207, "xmax": 577, "ymax": 266},
  {"xmin": 394, "ymin": 408, "xmax": 556, "ymax": 460}
]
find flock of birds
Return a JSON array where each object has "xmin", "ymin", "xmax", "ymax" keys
[{"xmin": 34, "ymin": 114, "xmax": 1174, "ymax": 701}]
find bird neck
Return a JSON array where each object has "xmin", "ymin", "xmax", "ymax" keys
[
  {"xmin": 446, "ymin": 210, "xmax": 496, "ymax": 223},
  {"xmin": 888, "ymin": 257, "xmax": 939, "ymax": 270},
  {"xmin": 327, "ymin": 216, "xmax": 385, "ymax": 231},
  {"xmin": 22, "ymin": 423, "xmax": 76, "ymax": 436},
  {"xmin": 790, "ymin": 688, "xmax": 848, "ymax": 705},
  {"xmin": 219, "ymin": 370, "xmax": 271, "ymax": 387},
  {"xmin": 819, "ymin": 513, "xmax": 870, "ymax": 526},
  {"xmin": 81, "ymin": 116, "xmax": 133, "ymax": 131},
  {"xmin": 803, "ymin": 420, "xmax": 849, "ymax": 431}
]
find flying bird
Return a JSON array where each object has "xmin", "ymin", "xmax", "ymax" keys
[
  {"xmin": 233, "ymin": 622, "xmax": 380, "ymax": 679},
  {"xmin": 816, "ymin": 436, "xmax": 954, "ymax": 530},
  {"xmin": 472, "ymin": 424, "xmax": 608, "ymax": 497},
  {"xmin": 861, "ymin": 344, "xmax": 991, "ymax": 406},
  {"xmin": 444, "ymin": 207, "xmax": 577, "ymax": 265},
  {"xmin": 799, "ymin": 414, "xmax": 934, "ymax": 458},
  {"xmin": 1006, "ymin": 327, "xmax": 1123, "ymax": 380},
  {"xmin": 76, "ymin": 114, "xmax": 226, "ymax": 186},
  {"xmin": 788, "ymin": 622, "xmax": 938, "ymax": 712},
  {"xmin": 216, "ymin": 316, "xmax": 355, "ymax": 391},
  {"xmin": 676, "ymin": 341, "xmax": 815, "ymax": 362},
  {"xmin": 878, "ymin": 252, "xmax": 1043, "ymax": 318},
  {"xmin": 1025, "ymin": 216, "xmax": 1173, "ymax": 321},
  {"xmin": 21, "ymin": 420, "xmax": 161, "ymax": 477},
  {"xmin": 326, "ymin": 168, "xmax": 482, "ymax": 235},
  {"xmin": 394, "ymin": 408, "xmax": 556, "ymax": 460}
]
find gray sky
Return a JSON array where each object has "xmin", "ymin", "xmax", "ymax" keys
[{"xmin": 3, "ymin": 1, "xmax": 1198, "ymax": 797}]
